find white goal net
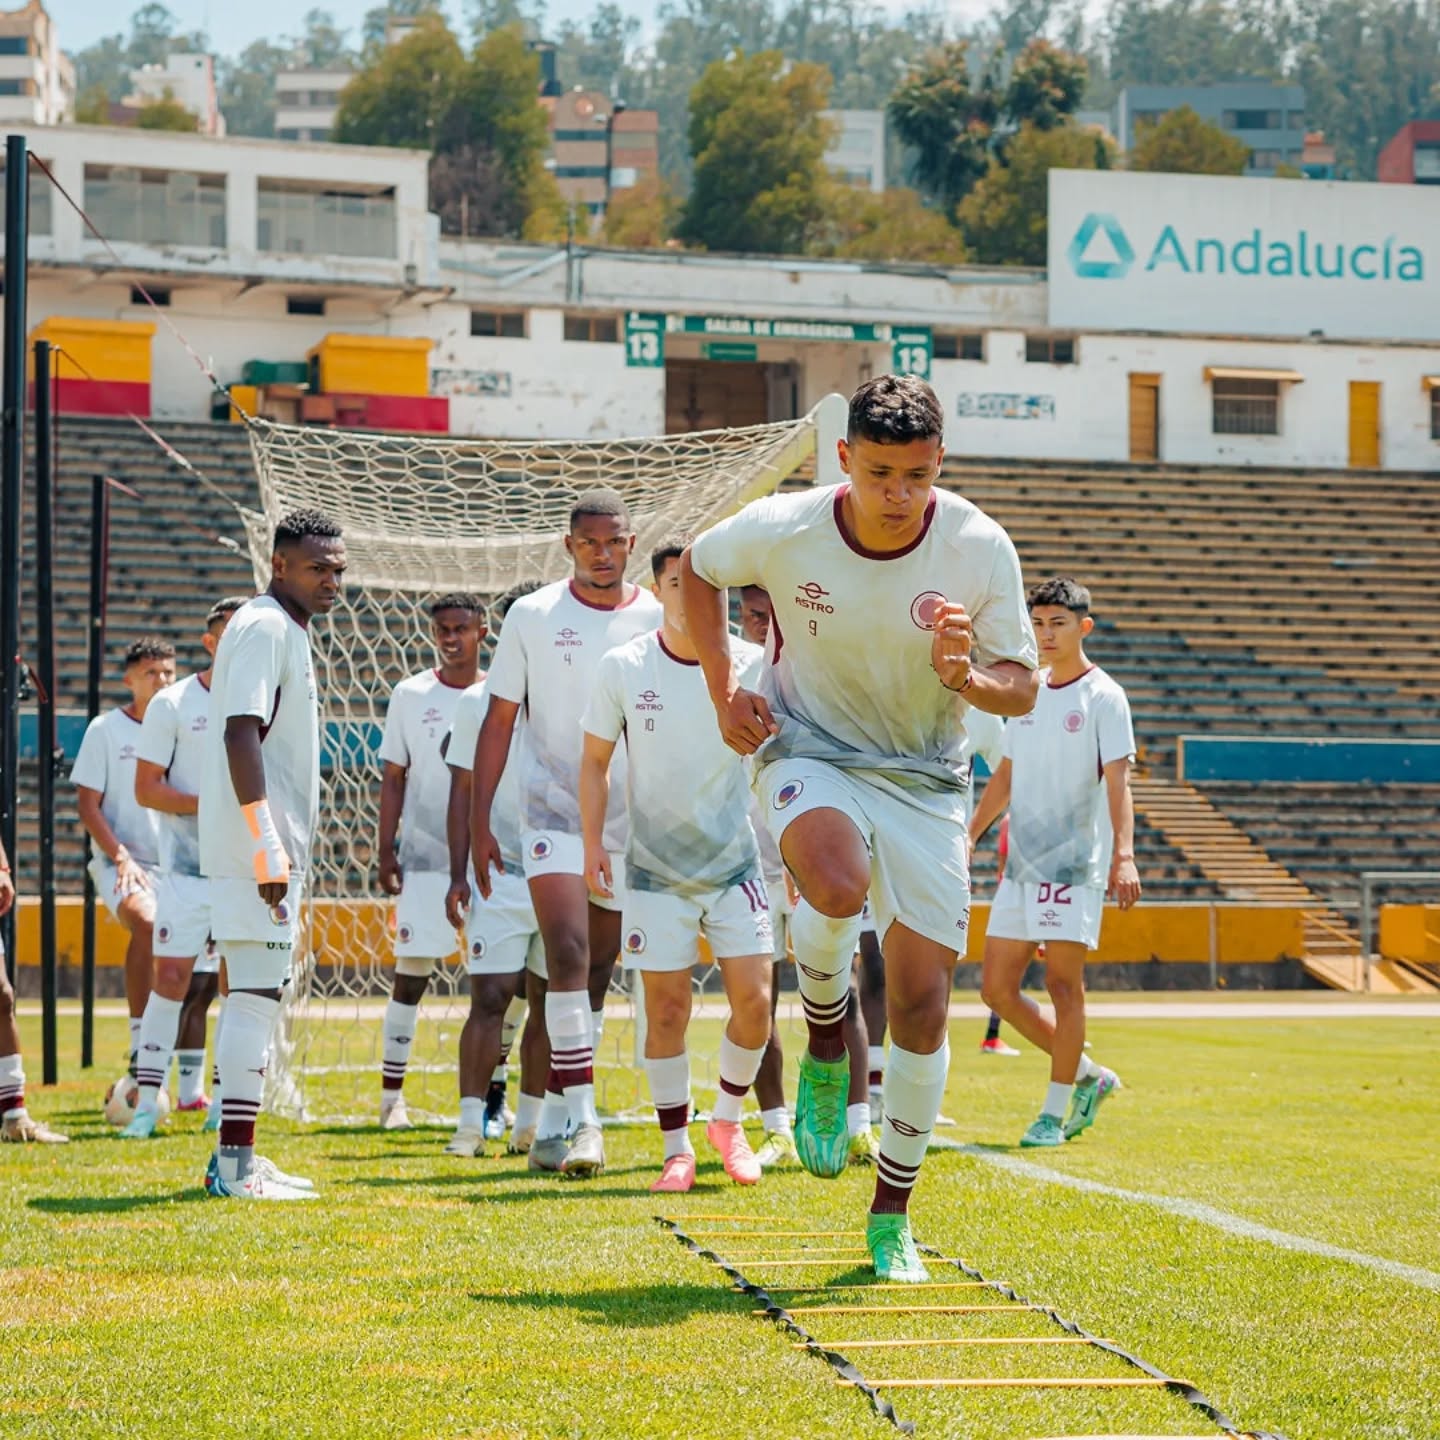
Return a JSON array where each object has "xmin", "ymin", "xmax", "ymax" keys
[{"xmin": 240, "ymin": 398, "xmax": 845, "ymax": 1123}]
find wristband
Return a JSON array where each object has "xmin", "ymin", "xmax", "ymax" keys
[{"xmin": 242, "ymin": 800, "xmax": 291, "ymax": 885}]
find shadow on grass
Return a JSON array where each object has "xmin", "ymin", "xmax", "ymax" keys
[
  {"xmin": 308, "ymin": 1124, "xmax": 451, "ymax": 1137},
  {"xmin": 29, "ymin": 1190, "xmax": 208, "ymax": 1215},
  {"xmin": 470, "ymin": 1281, "xmax": 746, "ymax": 1329}
]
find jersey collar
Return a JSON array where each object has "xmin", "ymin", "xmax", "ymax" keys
[{"xmin": 832, "ymin": 485, "xmax": 937, "ymax": 561}]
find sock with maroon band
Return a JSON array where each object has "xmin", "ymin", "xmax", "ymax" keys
[
  {"xmin": 133, "ymin": 994, "xmax": 182, "ymax": 1113},
  {"xmin": 873, "ymin": 1041, "xmax": 949, "ymax": 1215},
  {"xmin": 546, "ymin": 989, "xmax": 598, "ymax": 1128},
  {"xmin": 790, "ymin": 901, "xmax": 862, "ymax": 1063},
  {"xmin": 0, "ymin": 1051, "xmax": 24, "ymax": 1119},
  {"xmin": 712, "ymin": 1034, "xmax": 765, "ymax": 1123},
  {"xmin": 381, "ymin": 998, "xmax": 419, "ymax": 1097},
  {"xmin": 216, "ymin": 991, "xmax": 279, "ymax": 1186},
  {"xmin": 644, "ymin": 1051, "xmax": 694, "ymax": 1159}
]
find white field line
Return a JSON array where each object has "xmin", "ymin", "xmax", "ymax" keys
[{"xmin": 932, "ymin": 1139, "xmax": 1440, "ymax": 1294}]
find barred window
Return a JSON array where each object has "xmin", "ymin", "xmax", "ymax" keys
[{"xmin": 1213, "ymin": 378, "xmax": 1279, "ymax": 435}]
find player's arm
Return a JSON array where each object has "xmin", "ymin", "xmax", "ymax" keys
[
  {"xmin": 0, "ymin": 835, "xmax": 13, "ymax": 918},
  {"xmin": 578, "ymin": 730, "xmax": 618, "ymax": 900},
  {"xmin": 73, "ymin": 723, "xmax": 151, "ymax": 893},
  {"xmin": 134, "ymin": 761, "xmax": 197, "ymax": 816},
  {"xmin": 134, "ymin": 697, "xmax": 192, "ymax": 816},
  {"xmin": 679, "ymin": 544, "xmax": 778, "ymax": 755},
  {"xmin": 225, "ymin": 716, "xmax": 289, "ymax": 907},
  {"xmin": 967, "ymin": 757, "xmax": 1011, "ymax": 856},
  {"xmin": 377, "ymin": 762, "xmax": 407, "ymax": 897},
  {"xmin": 444, "ymin": 757, "xmax": 472, "ymax": 929},
  {"xmin": 931, "ymin": 604, "xmax": 1038, "ymax": 717},
  {"xmin": 470, "ymin": 695, "xmax": 520, "ymax": 898},
  {"xmin": 1104, "ymin": 757, "xmax": 1141, "ymax": 910}
]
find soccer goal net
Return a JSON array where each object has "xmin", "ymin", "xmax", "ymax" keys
[{"xmin": 241, "ymin": 396, "xmax": 846, "ymax": 1123}]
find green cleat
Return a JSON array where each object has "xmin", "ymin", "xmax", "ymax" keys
[
  {"xmin": 1020, "ymin": 1113, "xmax": 1066, "ymax": 1148},
  {"xmin": 1063, "ymin": 1068, "xmax": 1122, "ymax": 1140},
  {"xmin": 118, "ymin": 1106, "xmax": 162, "ymax": 1140},
  {"xmin": 847, "ymin": 1128, "xmax": 881, "ymax": 1167},
  {"xmin": 866, "ymin": 1212, "xmax": 929, "ymax": 1283},
  {"xmin": 794, "ymin": 1051, "xmax": 850, "ymax": 1178}
]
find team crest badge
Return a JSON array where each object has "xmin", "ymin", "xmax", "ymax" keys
[
  {"xmin": 774, "ymin": 780, "xmax": 804, "ymax": 811},
  {"xmin": 398, "ymin": 923, "xmax": 413, "ymax": 944},
  {"xmin": 269, "ymin": 899, "xmax": 291, "ymax": 926},
  {"xmin": 470, "ymin": 937, "xmax": 487, "ymax": 960},
  {"xmin": 1064, "ymin": 710, "xmax": 1085, "ymax": 734},
  {"xmin": 624, "ymin": 928, "xmax": 647, "ymax": 954},
  {"xmin": 157, "ymin": 924, "xmax": 171, "ymax": 944},
  {"xmin": 909, "ymin": 591, "xmax": 946, "ymax": 630},
  {"xmin": 529, "ymin": 836, "xmax": 553, "ymax": 861}
]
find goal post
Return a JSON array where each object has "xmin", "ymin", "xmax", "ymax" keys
[{"xmin": 241, "ymin": 396, "xmax": 846, "ymax": 1122}]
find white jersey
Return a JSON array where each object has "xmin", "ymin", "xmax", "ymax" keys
[
  {"xmin": 379, "ymin": 668, "xmax": 470, "ymax": 874},
  {"xmin": 483, "ymin": 578, "xmax": 662, "ymax": 850},
  {"xmin": 1003, "ymin": 665, "xmax": 1136, "ymax": 888},
  {"xmin": 689, "ymin": 484, "xmax": 1036, "ymax": 794},
  {"xmin": 446, "ymin": 677, "xmax": 525, "ymax": 869},
  {"xmin": 584, "ymin": 629, "xmax": 761, "ymax": 896},
  {"xmin": 136, "ymin": 673, "xmax": 212, "ymax": 876},
  {"xmin": 199, "ymin": 595, "xmax": 320, "ymax": 880},
  {"xmin": 735, "ymin": 637, "xmax": 784, "ymax": 887},
  {"xmin": 70, "ymin": 707, "xmax": 162, "ymax": 866}
]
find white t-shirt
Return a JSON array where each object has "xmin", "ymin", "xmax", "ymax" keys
[
  {"xmin": 1003, "ymin": 665, "xmax": 1136, "ymax": 889},
  {"xmin": 199, "ymin": 595, "xmax": 320, "ymax": 880},
  {"xmin": 136, "ymin": 673, "xmax": 212, "ymax": 876},
  {"xmin": 446, "ymin": 678, "xmax": 525, "ymax": 869},
  {"xmin": 379, "ymin": 668, "xmax": 470, "ymax": 875},
  {"xmin": 689, "ymin": 484, "xmax": 1037, "ymax": 793},
  {"xmin": 584, "ymin": 630, "xmax": 762, "ymax": 896},
  {"xmin": 71, "ymin": 707, "xmax": 161, "ymax": 866},
  {"xmin": 483, "ymin": 578, "xmax": 662, "ymax": 850},
  {"xmin": 735, "ymin": 637, "xmax": 784, "ymax": 887}
]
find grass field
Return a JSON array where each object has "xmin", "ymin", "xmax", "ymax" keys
[{"xmin": 4, "ymin": 1004, "xmax": 1438, "ymax": 1440}]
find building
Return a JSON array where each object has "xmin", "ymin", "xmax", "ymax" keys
[
  {"xmin": 823, "ymin": 110, "xmax": 885, "ymax": 193},
  {"xmin": 1115, "ymin": 82, "xmax": 1307, "ymax": 176},
  {"xmin": 542, "ymin": 88, "xmax": 658, "ymax": 220},
  {"xmin": 275, "ymin": 68, "xmax": 353, "ymax": 143},
  {"xmin": 1378, "ymin": 122, "xmax": 1440, "ymax": 185},
  {"xmin": 128, "ymin": 52, "xmax": 225, "ymax": 136},
  {"xmin": 1300, "ymin": 130, "xmax": 1336, "ymax": 181},
  {"xmin": 0, "ymin": 0, "xmax": 72, "ymax": 125}
]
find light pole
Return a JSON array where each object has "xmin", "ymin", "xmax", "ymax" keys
[{"xmin": 603, "ymin": 99, "xmax": 627, "ymax": 222}]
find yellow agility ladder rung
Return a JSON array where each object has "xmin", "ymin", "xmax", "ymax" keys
[
  {"xmin": 838, "ymin": 1377, "xmax": 1187, "ymax": 1391},
  {"xmin": 803, "ymin": 1336, "xmax": 1110, "ymax": 1350},
  {"xmin": 758, "ymin": 1303, "xmax": 1031, "ymax": 1316}
]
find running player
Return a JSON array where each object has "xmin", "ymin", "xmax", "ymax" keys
[
  {"xmin": 443, "ymin": 585, "xmax": 546, "ymax": 1158},
  {"xmin": 376, "ymin": 594, "xmax": 486, "ymax": 1130},
  {"xmin": 580, "ymin": 537, "xmax": 773, "ymax": 1193},
  {"xmin": 123, "ymin": 597, "xmax": 246, "ymax": 1138},
  {"xmin": 0, "ymin": 835, "xmax": 68, "ymax": 1142},
  {"xmin": 471, "ymin": 489, "xmax": 662, "ymax": 1178},
  {"xmin": 72, "ymin": 636, "xmax": 174, "ymax": 1076},
  {"xmin": 972, "ymin": 577, "xmax": 1138, "ymax": 1146},
  {"xmin": 200, "ymin": 508, "xmax": 345, "ymax": 1200},
  {"xmin": 682, "ymin": 374, "xmax": 1037, "ymax": 1281}
]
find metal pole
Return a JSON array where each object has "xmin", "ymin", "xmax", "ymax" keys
[
  {"xmin": 0, "ymin": 134, "xmax": 29, "ymax": 980},
  {"xmin": 1207, "ymin": 903, "xmax": 1218, "ymax": 990},
  {"xmin": 34, "ymin": 340, "xmax": 56, "ymax": 1084},
  {"xmin": 81, "ymin": 472, "xmax": 108, "ymax": 1069},
  {"xmin": 1360, "ymin": 873, "xmax": 1373, "ymax": 994}
]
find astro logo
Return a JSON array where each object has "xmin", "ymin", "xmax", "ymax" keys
[
  {"xmin": 794, "ymin": 581, "xmax": 834, "ymax": 614},
  {"xmin": 774, "ymin": 779, "xmax": 805, "ymax": 811},
  {"xmin": 1067, "ymin": 213, "xmax": 1135, "ymax": 280},
  {"xmin": 529, "ymin": 836, "xmax": 554, "ymax": 861},
  {"xmin": 635, "ymin": 689, "xmax": 663, "ymax": 712},
  {"xmin": 555, "ymin": 628, "xmax": 582, "ymax": 648},
  {"xmin": 624, "ymin": 928, "xmax": 647, "ymax": 954},
  {"xmin": 1064, "ymin": 710, "xmax": 1086, "ymax": 734}
]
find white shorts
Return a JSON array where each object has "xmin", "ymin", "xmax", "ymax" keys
[
  {"xmin": 988, "ymin": 878, "xmax": 1104, "ymax": 950},
  {"xmin": 153, "ymin": 871, "xmax": 211, "ymax": 961},
  {"xmin": 860, "ymin": 897, "xmax": 877, "ymax": 937},
  {"xmin": 465, "ymin": 866, "xmax": 545, "ymax": 978},
  {"xmin": 89, "ymin": 857, "xmax": 157, "ymax": 925},
  {"xmin": 757, "ymin": 759, "xmax": 971, "ymax": 953},
  {"xmin": 393, "ymin": 871, "xmax": 462, "ymax": 968},
  {"xmin": 520, "ymin": 829, "xmax": 627, "ymax": 914},
  {"xmin": 209, "ymin": 875, "xmax": 304, "ymax": 989},
  {"xmin": 621, "ymin": 877, "xmax": 774, "ymax": 973}
]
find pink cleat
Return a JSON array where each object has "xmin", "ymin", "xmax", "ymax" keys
[
  {"xmin": 176, "ymin": 1094, "xmax": 212, "ymax": 1112},
  {"xmin": 706, "ymin": 1119, "xmax": 761, "ymax": 1185},
  {"xmin": 650, "ymin": 1153, "xmax": 697, "ymax": 1193}
]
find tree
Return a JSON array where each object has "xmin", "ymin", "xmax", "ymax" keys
[
  {"xmin": 821, "ymin": 186, "xmax": 968, "ymax": 264},
  {"xmin": 136, "ymin": 88, "xmax": 199, "ymax": 130},
  {"xmin": 1128, "ymin": 104, "xmax": 1249, "ymax": 173},
  {"xmin": 74, "ymin": 85, "xmax": 111, "ymax": 124},
  {"xmin": 333, "ymin": 14, "xmax": 465, "ymax": 149},
  {"xmin": 1005, "ymin": 38, "xmax": 1087, "ymax": 131},
  {"xmin": 888, "ymin": 41, "xmax": 1001, "ymax": 221},
  {"xmin": 73, "ymin": 4, "xmax": 207, "ymax": 107},
  {"xmin": 360, "ymin": 0, "xmax": 445, "ymax": 54},
  {"xmin": 219, "ymin": 39, "xmax": 290, "ymax": 137},
  {"xmin": 678, "ymin": 49, "xmax": 835, "ymax": 255},
  {"xmin": 294, "ymin": 9, "xmax": 352, "ymax": 67},
  {"xmin": 958, "ymin": 122, "xmax": 1113, "ymax": 265},
  {"xmin": 602, "ymin": 176, "xmax": 677, "ymax": 249}
]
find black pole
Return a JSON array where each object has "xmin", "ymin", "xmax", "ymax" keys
[
  {"xmin": 81, "ymin": 473, "xmax": 107, "ymax": 1070},
  {"xmin": 0, "ymin": 134, "xmax": 29, "ymax": 982},
  {"xmin": 34, "ymin": 340, "xmax": 56, "ymax": 1085}
]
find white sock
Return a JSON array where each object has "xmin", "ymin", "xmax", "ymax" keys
[
  {"xmin": 176, "ymin": 1049, "xmax": 207, "ymax": 1106},
  {"xmin": 645, "ymin": 1051, "xmax": 694, "ymax": 1159},
  {"xmin": 0, "ymin": 1051, "xmax": 24, "ymax": 1117},
  {"xmin": 513, "ymin": 1091, "xmax": 542, "ymax": 1137},
  {"xmin": 789, "ymin": 901, "xmax": 861, "ymax": 1046},
  {"xmin": 591, "ymin": 1007, "xmax": 606, "ymax": 1056},
  {"xmin": 499, "ymin": 994, "xmax": 527, "ymax": 1062},
  {"xmin": 1043, "ymin": 1081, "xmax": 1074, "ymax": 1119},
  {"xmin": 209, "ymin": 999, "xmax": 225, "ymax": 1112},
  {"xmin": 459, "ymin": 1095, "xmax": 487, "ymax": 1132},
  {"xmin": 546, "ymin": 990, "xmax": 598, "ymax": 1129},
  {"xmin": 847, "ymin": 1101, "xmax": 871, "ymax": 1137},
  {"xmin": 868, "ymin": 1044, "xmax": 886, "ymax": 1079},
  {"xmin": 876, "ymin": 1042, "xmax": 950, "ymax": 1213},
  {"xmin": 216, "ymin": 991, "xmax": 280, "ymax": 1186},
  {"xmin": 761, "ymin": 1105, "xmax": 791, "ymax": 1137},
  {"xmin": 713, "ymin": 1034, "xmax": 765, "ymax": 1124},
  {"xmin": 1076, "ymin": 1052, "xmax": 1101, "ymax": 1083},
  {"xmin": 133, "ymin": 994, "xmax": 183, "ymax": 1111},
  {"xmin": 381, "ymin": 998, "xmax": 420, "ymax": 1098},
  {"xmin": 537, "ymin": 1090, "xmax": 568, "ymax": 1140},
  {"xmin": 128, "ymin": 1016, "xmax": 142, "ymax": 1057}
]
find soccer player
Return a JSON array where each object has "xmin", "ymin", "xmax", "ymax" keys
[
  {"xmin": 972, "ymin": 577, "xmax": 1138, "ymax": 1147},
  {"xmin": 199, "ymin": 508, "xmax": 346, "ymax": 1200},
  {"xmin": 472, "ymin": 489, "xmax": 662, "ymax": 1178},
  {"xmin": 682, "ymin": 374, "xmax": 1037, "ymax": 1281},
  {"xmin": 443, "ymin": 585, "xmax": 547, "ymax": 1159},
  {"xmin": 0, "ymin": 835, "xmax": 68, "ymax": 1142},
  {"xmin": 123, "ymin": 597, "xmax": 247, "ymax": 1138},
  {"xmin": 580, "ymin": 538, "xmax": 774, "ymax": 1193},
  {"xmin": 72, "ymin": 636, "xmax": 174, "ymax": 1072},
  {"xmin": 376, "ymin": 594, "xmax": 487, "ymax": 1131}
]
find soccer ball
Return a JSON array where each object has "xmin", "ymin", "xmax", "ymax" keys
[{"xmin": 102, "ymin": 1075, "xmax": 172, "ymax": 1127}]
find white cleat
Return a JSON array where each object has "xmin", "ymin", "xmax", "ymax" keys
[
  {"xmin": 380, "ymin": 1096, "xmax": 412, "ymax": 1131},
  {"xmin": 208, "ymin": 1168, "xmax": 316, "ymax": 1200},
  {"xmin": 507, "ymin": 1124, "xmax": 536, "ymax": 1156},
  {"xmin": 253, "ymin": 1155, "xmax": 316, "ymax": 1191},
  {"xmin": 443, "ymin": 1126, "xmax": 485, "ymax": 1157}
]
